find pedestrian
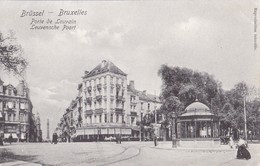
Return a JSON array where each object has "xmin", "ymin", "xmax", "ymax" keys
[
  {"xmin": 237, "ymin": 144, "xmax": 251, "ymax": 160},
  {"xmin": 0, "ymin": 136, "xmax": 3, "ymax": 146},
  {"xmin": 229, "ymin": 136, "xmax": 235, "ymax": 149},
  {"xmin": 119, "ymin": 134, "xmax": 121, "ymax": 144},
  {"xmin": 52, "ymin": 133, "xmax": 58, "ymax": 144},
  {"xmin": 153, "ymin": 134, "xmax": 157, "ymax": 147},
  {"xmin": 116, "ymin": 135, "xmax": 119, "ymax": 144},
  {"xmin": 236, "ymin": 137, "xmax": 251, "ymax": 160},
  {"xmin": 9, "ymin": 134, "xmax": 12, "ymax": 144}
]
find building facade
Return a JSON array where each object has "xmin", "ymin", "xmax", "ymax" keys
[
  {"xmin": 0, "ymin": 78, "xmax": 40, "ymax": 142},
  {"xmin": 58, "ymin": 60, "xmax": 162, "ymax": 141}
]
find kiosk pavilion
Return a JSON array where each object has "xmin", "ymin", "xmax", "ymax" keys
[{"xmin": 177, "ymin": 100, "xmax": 221, "ymax": 148}]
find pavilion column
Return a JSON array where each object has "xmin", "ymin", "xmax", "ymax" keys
[
  {"xmin": 200, "ymin": 121, "xmax": 202, "ymax": 138},
  {"xmin": 211, "ymin": 120, "xmax": 213, "ymax": 138},
  {"xmin": 206, "ymin": 121, "xmax": 209, "ymax": 137},
  {"xmin": 184, "ymin": 122, "xmax": 187, "ymax": 138},
  {"xmin": 218, "ymin": 120, "xmax": 221, "ymax": 137},
  {"xmin": 195, "ymin": 120, "xmax": 197, "ymax": 138}
]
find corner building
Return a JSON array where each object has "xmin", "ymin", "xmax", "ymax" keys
[
  {"xmin": 73, "ymin": 60, "xmax": 161, "ymax": 141},
  {"xmin": 0, "ymin": 79, "xmax": 34, "ymax": 142}
]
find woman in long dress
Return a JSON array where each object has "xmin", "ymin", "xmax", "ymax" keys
[{"xmin": 236, "ymin": 138, "xmax": 251, "ymax": 160}]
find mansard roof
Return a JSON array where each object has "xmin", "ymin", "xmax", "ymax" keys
[
  {"xmin": 83, "ymin": 60, "xmax": 127, "ymax": 78},
  {"xmin": 0, "ymin": 78, "xmax": 3, "ymax": 84},
  {"xmin": 127, "ymin": 85, "xmax": 161, "ymax": 103}
]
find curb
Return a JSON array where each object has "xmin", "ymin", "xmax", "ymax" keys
[{"xmin": 150, "ymin": 146, "xmax": 236, "ymax": 152}]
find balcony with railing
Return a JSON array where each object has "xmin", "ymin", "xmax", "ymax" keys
[
  {"xmin": 78, "ymin": 107, "xmax": 82, "ymax": 112},
  {"xmin": 115, "ymin": 108, "xmax": 124, "ymax": 114},
  {"xmin": 86, "ymin": 97, "xmax": 92, "ymax": 105},
  {"xmin": 87, "ymin": 86, "xmax": 92, "ymax": 92},
  {"xmin": 96, "ymin": 95, "xmax": 102, "ymax": 102},
  {"xmin": 130, "ymin": 111, "xmax": 137, "ymax": 116},
  {"xmin": 110, "ymin": 82, "xmax": 114, "ymax": 88},
  {"xmin": 130, "ymin": 100, "xmax": 138, "ymax": 105},
  {"xmin": 94, "ymin": 108, "xmax": 103, "ymax": 114},
  {"xmin": 116, "ymin": 95, "xmax": 125, "ymax": 102},
  {"xmin": 116, "ymin": 83, "xmax": 121, "ymax": 90},
  {"xmin": 97, "ymin": 84, "xmax": 102, "ymax": 90},
  {"xmin": 110, "ymin": 95, "xmax": 115, "ymax": 100},
  {"xmin": 85, "ymin": 109, "xmax": 93, "ymax": 116}
]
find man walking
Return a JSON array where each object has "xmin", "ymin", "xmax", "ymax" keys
[
  {"xmin": 153, "ymin": 134, "xmax": 157, "ymax": 147},
  {"xmin": 9, "ymin": 134, "xmax": 12, "ymax": 144}
]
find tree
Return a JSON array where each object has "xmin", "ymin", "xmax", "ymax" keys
[
  {"xmin": 158, "ymin": 64, "xmax": 224, "ymax": 114},
  {"xmin": 0, "ymin": 30, "xmax": 28, "ymax": 77}
]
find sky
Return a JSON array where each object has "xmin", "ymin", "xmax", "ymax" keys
[{"xmin": 0, "ymin": 0, "xmax": 259, "ymax": 139}]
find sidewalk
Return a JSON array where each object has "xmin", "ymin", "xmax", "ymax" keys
[{"xmin": 151, "ymin": 141, "xmax": 236, "ymax": 152}]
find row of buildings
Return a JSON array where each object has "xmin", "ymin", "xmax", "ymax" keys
[
  {"xmin": 0, "ymin": 78, "xmax": 42, "ymax": 142},
  {"xmin": 55, "ymin": 60, "xmax": 226, "ymax": 149},
  {"xmin": 56, "ymin": 60, "xmax": 162, "ymax": 141}
]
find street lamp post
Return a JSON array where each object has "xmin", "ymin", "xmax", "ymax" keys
[
  {"xmin": 241, "ymin": 82, "xmax": 247, "ymax": 141},
  {"xmin": 172, "ymin": 112, "xmax": 177, "ymax": 148},
  {"xmin": 243, "ymin": 91, "xmax": 247, "ymax": 141}
]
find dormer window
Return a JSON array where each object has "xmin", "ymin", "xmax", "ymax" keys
[
  {"xmin": 20, "ymin": 103, "xmax": 25, "ymax": 110},
  {"xmin": 8, "ymin": 89, "xmax": 11, "ymax": 96}
]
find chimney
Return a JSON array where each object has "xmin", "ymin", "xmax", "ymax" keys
[
  {"xmin": 0, "ymin": 78, "xmax": 3, "ymax": 94},
  {"xmin": 101, "ymin": 60, "xmax": 107, "ymax": 68},
  {"xmin": 129, "ymin": 80, "xmax": 135, "ymax": 89},
  {"xmin": 84, "ymin": 70, "xmax": 89, "ymax": 75},
  {"xmin": 143, "ymin": 90, "xmax": 146, "ymax": 95},
  {"xmin": 17, "ymin": 80, "xmax": 25, "ymax": 96}
]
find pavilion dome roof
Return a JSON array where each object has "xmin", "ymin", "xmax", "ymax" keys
[
  {"xmin": 181, "ymin": 101, "xmax": 213, "ymax": 117},
  {"xmin": 186, "ymin": 101, "xmax": 210, "ymax": 112}
]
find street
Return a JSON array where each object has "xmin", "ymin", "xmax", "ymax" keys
[{"xmin": 0, "ymin": 142, "xmax": 260, "ymax": 166}]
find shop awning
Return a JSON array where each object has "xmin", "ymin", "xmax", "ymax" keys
[
  {"xmin": 76, "ymin": 128, "xmax": 95, "ymax": 135},
  {"xmin": 4, "ymin": 133, "xmax": 18, "ymax": 139},
  {"xmin": 121, "ymin": 128, "xmax": 131, "ymax": 135},
  {"xmin": 21, "ymin": 133, "xmax": 25, "ymax": 139}
]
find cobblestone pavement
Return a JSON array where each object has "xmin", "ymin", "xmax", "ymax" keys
[{"xmin": 0, "ymin": 142, "xmax": 259, "ymax": 166}]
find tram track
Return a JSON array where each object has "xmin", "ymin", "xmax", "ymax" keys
[{"xmin": 99, "ymin": 145, "xmax": 145, "ymax": 166}]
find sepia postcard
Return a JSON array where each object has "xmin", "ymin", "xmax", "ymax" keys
[{"xmin": 0, "ymin": 0, "xmax": 259, "ymax": 165}]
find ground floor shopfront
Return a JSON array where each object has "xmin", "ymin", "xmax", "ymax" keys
[
  {"xmin": 73, "ymin": 126, "xmax": 133, "ymax": 142},
  {"xmin": 0, "ymin": 121, "xmax": 29, "ymax": 142}
]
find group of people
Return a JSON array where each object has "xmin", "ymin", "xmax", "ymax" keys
[
  {"xmin": 0, "ymin": 134, "xmax": 14, "ymax": 146},
  {"xmin": 229, "ymin": 136, "xmax": 251, "ymax": 160}
]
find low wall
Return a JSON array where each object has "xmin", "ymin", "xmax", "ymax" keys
[{"xmin": 177, "ymin": 138, "xmax": 221, "ymax": 148}]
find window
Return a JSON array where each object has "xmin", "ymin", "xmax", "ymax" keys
[
  {"xmin": 105, "ymin": 114, "xmax": 107, "ymax": 123},
  {"xmin": 99, "ymin": 115, "xmax": 102, "ymax": 123},
  {"xmin": 13, "ymin": 102, "xmax": 16, "ymax": 108},
  {"xmin": 110, "ymin": 87, "xmax": 113, "ymax": 94},
  {"xmin": 116, "ymin": 114, "xmax": 119, "ymax": 122},
  {"xmin": 141, "ymin": 102, "xmax": 143, "ymax": 110},
  {"xmin": 8, "ymin": 89, "xmax": 11, "ymax": 95},
  {"xmin": 13, "ymin": 114, "xmax": 16, "ymax": 121},
  {"xmin": 148, "ymin": 103, "xmax": 150, "ymax": 110},
  {"xmin": 131, "ymin": 117, "xmax": 135, "ymax": 124},
  {"xmin": 3, "ymin": 101, "xmax": 6, "ymax": 108},
  {"xmin": 8, "ymin": 114, "xmax": 11, "ymax": 121},
  {"xmin": 141, "ymin": 113, "xmax": 143, "ymax": 121},
  {"xmin": 94, "ymin": 115, "xmax": 97, "ymax": 123},
  {"xmin": 110, "ymin": 114, "xmax": 113, "ymax": 123},
  {"xmin": 122, "ymin": 115, "xmax": 124, "ymax": 123},
  {"xmin": 90, "ymin": 116, "xmax": 92, "ymax": 124}
]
